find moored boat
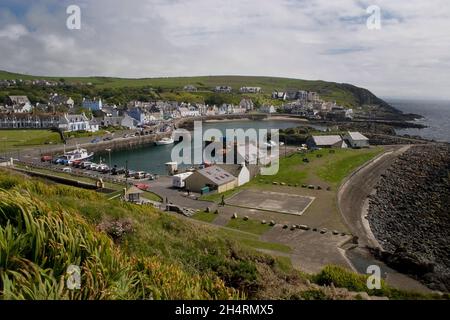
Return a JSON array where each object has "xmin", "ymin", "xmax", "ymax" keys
[
  {"xmin": 155, "ymin": 137, "xmax": 174, "ymax": 146},
  {"xmin": 58, "ymin": 147, "xmax": 94, "ymax": 164}
]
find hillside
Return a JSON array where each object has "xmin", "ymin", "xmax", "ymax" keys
[
  {"xmin": 0, "ymin": 169, "xmax": 439, "ymax": 300},
  {"xmin": 0, "ymin": 70, "xmax": 400, "ymax": 115}
]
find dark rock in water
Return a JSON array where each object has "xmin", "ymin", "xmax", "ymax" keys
[{"xmin": 368, "ymin": 144, "xmax": 450, "ymax": 292}]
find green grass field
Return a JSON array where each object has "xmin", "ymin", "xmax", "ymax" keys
[
  {"xmin": 316, "ymin": 148, "xmax": 383, "ymax": 185},
  {"xmin": 257, "ymin": 147, "xmax": 384, "ymax": 187},
  {"xmin": 0, "ymin": 129, "xmax": 61, "ymax": 152},
  {"xmin": 192, "ymin": 210, "xmax": 218, "ymax": 223},
  {"xmin": 226, "ymin": 217, "xmax": 272, "ymax": 235}
]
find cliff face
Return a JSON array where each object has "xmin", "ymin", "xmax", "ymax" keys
[
  {"xmin": 368, "ymin": 144, "xmax": 450, "ymax": 292},
  {"xmin": 339, "ymin": 83, "xmax": 398, "ymax": 113}
]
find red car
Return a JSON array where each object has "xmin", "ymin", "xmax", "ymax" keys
[
  {"xmin": 41, "ymin": 155, "xmax": 52, "ymax": 162},
  {"xmin": 134, "ymin": 183, "xmax": 149, "ymax": 191}
]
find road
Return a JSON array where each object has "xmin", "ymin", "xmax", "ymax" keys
[{"xmin": 337, "ymin": 145, "xmax": 411, "ymax": 248}]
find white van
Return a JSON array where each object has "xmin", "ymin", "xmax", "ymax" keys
[{"xmin": 172, "ymin": 172, "xmax": 193, "ymax": 188}]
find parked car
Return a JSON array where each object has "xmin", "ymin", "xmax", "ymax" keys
[
  {"xmin": 91, "ymin": 138, "xmax": 101, "ymax": 144},
  {"xmin": 97, "ymin": 164, "xmax": 109, "ymax": 173},
  {"xmin": 111, "ymin": 166, "xmax": 125, "ymax": 175},
  {"xmin": 87, "ymin": 163, "xmax": 99, "ymax": 170},
  {"xmin": 71, "ymin": 160, "xmax": 82, "ymax": 167},
  {"xmin": 41, "ymin": 155, "xmax": 52, "ymax": 162},
  {"xmin": 80, "ymin": 161, "xmax": 93, "ymax": 169},
  {"xmin": 134, "ymin": 171, "xmax": 147, "ymax": 179},
  {"xmin": 103, "ymin": 136, "xmax": 113, "ymax": 141},
  {"xmin": 125, "ymin": 170, "xmax": 136, "ymax": 178},
  {"xmin": 134, "ymin": 183, "xmax": 149, "ymax": 191}
]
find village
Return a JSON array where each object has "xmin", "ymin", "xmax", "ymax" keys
[{"xmin": 0, "ymin": 78, "xmax": 357, "ymax": 132}]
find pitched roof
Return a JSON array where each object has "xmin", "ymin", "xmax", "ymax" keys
[
  {"xmin": 195, "ymin": 165, "xmax": 236, "ymax": 185},
  {"xmin": 125, "ymin": 186, "xmax": 144, "ymax": 195},
  {"xmin": 347, "ymin": 131, "xmax": 369, "ymax": 141},
  {"xmin": 312, "ymin": 135, "xmax": 342, "ymax": 146}
]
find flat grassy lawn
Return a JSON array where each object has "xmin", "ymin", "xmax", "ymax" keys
[
  {"xmin": 192, "ymin": 211, "xmax": 217, "ymax": 223},
  {"xmin": 255, "ymin": 147, "xmax": 384, "ymax": 187},
  {"xmin": 226, "ymin": 217, "xmax": 272, "ymax": 235},
  {"xmin": 218, "ymin": 228, "xmax": 292, "ymax": 254},
  {"xmin": 199, "ymin": 184, "xmax": 246, "ymax": 202},
  {"xmin": 316, "ymin": 147, "xmax": 383, "ymax": 185},
  {"xmin": 0, "ymin": 129, "xmax": 61, "ymax": 152}
]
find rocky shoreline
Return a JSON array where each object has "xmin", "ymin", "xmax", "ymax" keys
[{"xmin": 368, "ymin": 144, "xmax": 450, "ymax": 292}]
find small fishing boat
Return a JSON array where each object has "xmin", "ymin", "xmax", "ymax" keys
[
  {"xmin": 59, "ymin": 146, "xmax": 94, "ymax": 164},
  {"xmin": 155, "ymin": 137, "xmax": 174, "ymax": 146}
]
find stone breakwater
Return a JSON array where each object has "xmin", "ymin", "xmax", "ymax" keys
[{"xmin": 368, "ymin": 144, "xmax": 450, "ymax": 292}]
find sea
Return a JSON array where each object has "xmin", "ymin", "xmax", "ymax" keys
[{"xmin": 386, "ymin": 98, "xmax": 450, "ymax": 143}]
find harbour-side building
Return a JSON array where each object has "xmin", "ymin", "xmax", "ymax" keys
[{"xmin": 184, "ymin": 165, "xmax": 237, "ymax": 193}]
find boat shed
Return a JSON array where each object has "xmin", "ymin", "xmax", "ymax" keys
[
  {"xmin": 184, "ymin": 165, "xmax": 237, "ymax": 193},
  {"xmin": 343, "ymin": 131, "xmax": 370, "ymax": 148},
  {"xmin": 306, "ymin": 135, "xmax": 348, "ymax": 149}
]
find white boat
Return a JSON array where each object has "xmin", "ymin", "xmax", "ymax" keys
[
  {"xmin": 60, "ymin": 147, "xmax": 94, "ymax": 164},
  {"xmin": 155, "ymin": 137, "xmax": 174, "ymax": 146}
]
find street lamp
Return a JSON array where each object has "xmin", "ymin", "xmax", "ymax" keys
[{"xmin": 105, "ymin": 148, "xmax": 112, "ymax": 169}]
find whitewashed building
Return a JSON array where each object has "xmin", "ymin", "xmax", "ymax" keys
[{"xmin": 343, "ymin": 131, "xmax": 370, "ymax": 148}]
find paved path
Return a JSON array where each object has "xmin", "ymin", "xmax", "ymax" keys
[
  {"xmin": 337, "ymin": 144, "xmax": 432, "ymax": 293},
  {"xmin": 337, "ymin": 145, "xmax": 411, "ymax": 248},
  {"xmin": 149, "ymin": 176, "xmax": 214, "ymax": 211}
]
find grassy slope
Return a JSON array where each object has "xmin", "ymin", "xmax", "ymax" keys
[
  {"xmin": 0, "ymin": 70, "xmax": 392, "ymax": 109},
  {"xmin": 0, "ymin": 169, "xmax": 442, "ymax": 300},
  {"xmin": 0, "ymin": 170, "xmax": 308, "ymax": 299},
  {"xmin": 226, "ymin": 218, "xmax": 272, "ymax": 236}
]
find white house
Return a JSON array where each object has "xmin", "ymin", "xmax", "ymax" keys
[
  {"xmin": 240, "ymin": 87, "xmax": 261, "ymax": 93},
  {"xmin": 178, "ymin": 106, "xmax": 201, "ymax": 117},
  {"xmin": 59, "ymin": 113, "xmax": 99, "ymax": 132},
  {"xmin": 260, "ymin": 105, "xmax": 276, "ymax": 114},
  {"xmin": 344, "ymin": 131, "xmax": 370, "ymax": 148},
  {"xmin": 240, "ymin": 98, "xmax": 254, "ymax": 111},
  {"xmin": 7, "ymin": 96, "xmax": 32, "ymax": 113}
]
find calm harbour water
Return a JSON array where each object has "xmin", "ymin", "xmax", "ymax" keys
[
  {"xmin": 387, "ymin": 98, "xmax": 450, "ymax": 143},
  {"xmin": 95, "ymin": 119, "xmax": 323, "ymax": 174}
]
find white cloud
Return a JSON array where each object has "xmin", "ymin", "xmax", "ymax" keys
[
  {"xmin": 0, "ymin": 0, "xmax": 449, "ymax": 99},
  {"xmin": 0, "ymin": 24, "xmax": 28, "ymax": 40}
]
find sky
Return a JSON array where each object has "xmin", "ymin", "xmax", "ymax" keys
[{"xmin": 0, "ymin": 0, "xmax": 449, "ymax": 99}]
